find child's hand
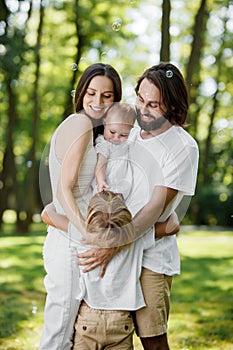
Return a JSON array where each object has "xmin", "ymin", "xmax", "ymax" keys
[{"xmin": 97, "ymin": 181, "xmax": 111, "ymax": 192}]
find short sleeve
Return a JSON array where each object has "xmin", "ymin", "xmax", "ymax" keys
[
  {"xmin": 95, "ymin": 135, "xmax": 110, "ymax": 159},
  {"xmin": 163, "ymin": 143, "xmax": 199, "ymax": 195}
]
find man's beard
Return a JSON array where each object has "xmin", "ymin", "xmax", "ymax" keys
[{"xmin": 136, "ymin": 109, "xmax": 167, "ymax": 132}]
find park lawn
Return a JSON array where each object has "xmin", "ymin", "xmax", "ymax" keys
[{"xmin": 0, "ymin": 225, "xmax": 233, "ymax": 350}]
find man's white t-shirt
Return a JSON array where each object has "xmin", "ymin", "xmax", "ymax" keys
[
  {"xmin": 128, "ymin": 125, "xmax": 199, "ymax": 275},
  {"xmin": 68, "ymin": 124, "xmax": 198, "ymax": 309}
]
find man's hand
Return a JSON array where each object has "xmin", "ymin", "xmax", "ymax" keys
[{"xmin": 77, "ymin": 247, "xmax": 119, "ymax": 278}]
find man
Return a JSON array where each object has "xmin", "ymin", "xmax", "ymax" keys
[
  {"xmin": 127, "ymin": 62, "xmax": 199, "ymax": 350},
  {"xmin": 78, "ymin": 62, "xmax": 199, "ymax": 350}
]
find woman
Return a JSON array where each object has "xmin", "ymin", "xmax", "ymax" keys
[
  {"xmin": 39, "ymin": 63, "xmax": 122, "ymax": 350},
  {"xmin": 44, "ymin": 190, "xmax": 148, "ymax": 350}
]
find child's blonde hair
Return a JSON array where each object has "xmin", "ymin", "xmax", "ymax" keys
[
  {"xmin": 86, "ymin": 191, "xmax": 133, "ymax": 248},
  {"xmin": 104, "ymin": 101, "xmax": 136, "ymax": 126}
]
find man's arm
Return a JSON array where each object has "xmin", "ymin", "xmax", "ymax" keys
[
  {"xmin": 132, "ymin": 186, "xmax": 178, "ymax": 239},
  {"xmin": 77, "ymin": 186, "xmax": 178, "ymax": 274}
]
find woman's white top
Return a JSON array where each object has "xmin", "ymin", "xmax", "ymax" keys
[{"xmin": 49, "ymin": 113, "xmax": 97, "ymax": 222}]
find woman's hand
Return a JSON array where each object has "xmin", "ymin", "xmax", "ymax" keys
[
  {"xmin": 155, "ymin": 211, "xmax": 180, "ymax": 238},
  {"xmin": 77, "ymin": 247, "xmax": 120, "ymax": 278},
  {"xmin": 41, "ymin": 202, "xmax": 69, "ymax": 232},
  {"xmin": 41, "ymin": 203, "xmax": 56, "ymax": 226}
]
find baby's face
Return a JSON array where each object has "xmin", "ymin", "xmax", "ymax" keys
[{"xmin": 104, "ymin": 121, "xmax": 132, "ymax": 145}]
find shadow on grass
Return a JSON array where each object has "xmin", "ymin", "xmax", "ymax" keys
[
  {"xmin": 171, "ymin": 255, "xmax": 233, "ymax": 347},
  {"xmin": 1, "ymin": 228, "xmax": 233, "ymax": 349},
  {"xmin": 0, "ymin": 235, "xmax": 46, "ymax": 340}
]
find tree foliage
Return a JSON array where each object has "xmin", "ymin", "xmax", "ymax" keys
[{"xmin": 0, "ymin": 0, "xmax": 232, "ymax": 231}]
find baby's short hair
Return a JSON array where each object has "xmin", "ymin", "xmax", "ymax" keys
[{"xmin": 105, "ymin": 101, "xmax": 136, "ymax": 126}]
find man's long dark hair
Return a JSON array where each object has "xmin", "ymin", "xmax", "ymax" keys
[{"xmin": 135, "ymin": 62, "xmax": 189, "ymax": 127}]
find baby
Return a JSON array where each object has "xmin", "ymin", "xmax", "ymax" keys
[{"xmin": 94, "ymin": 101, "xmax": 136, "ymax": 199}]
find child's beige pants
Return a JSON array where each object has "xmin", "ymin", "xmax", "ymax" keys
[{"xmin": 73, "ymin": 303, "xmax": 135, "ymax": 349}]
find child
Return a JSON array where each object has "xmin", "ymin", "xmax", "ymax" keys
[
  {"xmin": 43, "ymin": 190, "xmax": 155, "ymax": 349},
  {"xmin": 94, "ymin": 102, "xmax": 136, "ymax": 200},
  {"xmin": 42, "ymin": 195, "xmax": 179, "ymax": 349}
]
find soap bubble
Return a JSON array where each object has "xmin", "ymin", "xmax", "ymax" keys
[
  {"xmin": 165, "ymin": 70, "xmax": 173, "ymax": 78},
  {"xmin": 101, "ymin": 51, "xmax": 108, "ymax": 58},
  {"xmin": 32, "ymin": 306, "xmax": 37, "ymax": 314},
  {"xmin": 70, "ymin": 63, "xmax": 78, "ymax": 71},
  {"xmin": 217, "ymin": 128, "xmax": 226, "ymax": 138},
  {"xmin": 27, "ymin": 160, "xmax": 33, "ymax": 168},
  {"xmin": 71, "ymin": 90, "xmax": 76, "ymax": 98},
  {"xmin": 112, "ymin": 17, "xmax": 122, "ymax": 31}
]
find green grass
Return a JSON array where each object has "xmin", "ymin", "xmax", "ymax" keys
[{"xmin": 0, "ymin": 225, "xmax": 233, "ymax": 350}]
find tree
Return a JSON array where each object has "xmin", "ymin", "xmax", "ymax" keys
[
  {"xmin": 185, "ymin": 0, "xmax": 208, "ymax": 137},
  {"xmin": 160, "ymin": 0, "xmax": 171, "ymax": 61},
  {"xmin": 0, "ymin": 0, "xmax": 32, "ymax": 231},
  {"xmin": 188, "ymin": 0, "xmax": 233, "ymax": 225},
  {"xmin": 0, "ymin": 0, "xmax": 232, "ymax": 229},
  {"xmin": 23, "ymin": 1, "xmax": 45, "ymax": 231}
]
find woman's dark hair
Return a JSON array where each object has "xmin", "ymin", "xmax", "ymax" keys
[
  {"xmin": 135, "ymin": 62, "xmax": 189, "ymax": 126},
  {"xmin": 74, "ymin": 63, "xmax": 122, "ymax": 140},
  {"xmin": 74, "ymin": 63, "xmax": 122, "ymax": 112}
]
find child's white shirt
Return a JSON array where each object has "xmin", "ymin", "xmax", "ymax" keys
[
  {"xmin": 69, "ymin": 224, "xmax": 154, "ymax": 310},
  {"xmin": 93, "ymin": 135, "xmax": 133, "ymax": 201}
]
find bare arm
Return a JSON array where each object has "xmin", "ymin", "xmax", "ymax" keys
[
  {"xmin": 155, "ymin": 211, "xmax": 179, "ymax": 238},
  {"xmin": 132, "ymin": 186, "xmax": 178, "ymax": 239},
  {"xmin": 56, "ymin": 115, "xmax": 93, "ymax": 236},
  {"xmin": 41, "ymin": 202, "xmax": 69, "ymax": 232},
  {"xmin": 78, "ymin": 186, "xmax": 178, "ymax": 274},
  {"xmin": 95, "ymin": 153, "xmax": 110, "ymax": 192}
]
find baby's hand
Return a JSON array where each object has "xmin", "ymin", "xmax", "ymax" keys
[{"xmin": 97, "ymin": 181, "xmax": 111, "ymax": 192}]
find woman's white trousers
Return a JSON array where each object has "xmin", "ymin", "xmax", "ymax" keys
[{"xmin": 39, "ymin": 227, "xmax": 81, "ymax": 350}]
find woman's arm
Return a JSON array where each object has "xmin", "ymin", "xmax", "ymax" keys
[
  {"xmin": 155, "ymin": 211, "xmax": 180, "ymax": 238},
  {"xmin": 41, "ymin": 203, "xmax": 69, "ymax": 232},
  {"xmin": 56, "ymin": 115, "xmax": 93, "ymax": 236}
]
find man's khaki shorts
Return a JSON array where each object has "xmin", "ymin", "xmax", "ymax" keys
[
  {"xmin": 134, "ymin": 267, "xmax": 173, "ymax": 338},
  {"xmin": 73, "ymin": 304, "xmax": 135, "ymax": 349}
]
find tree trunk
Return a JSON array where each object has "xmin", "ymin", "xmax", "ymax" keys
[
  {"xmin": 23, "ymin": 1, "xmax": 45, "ymax": 231},
  {"xmin": 185, "ymin": 0, "xmax": 208, "ymax": 137},
  {"xmin": 0, "ymin": 80, "xmax": 19, "ymax": 230},
  {"xmin": 63, "ymin": 0, "xmax": 86, "ymax": 119},
  {"xmin": 186, "ymin": 0, "xmax": 207, "ymax": 94},
  {"xmin": 202, "ymin": 0, "xmax": 229, "ymax": 184},
  {"xmin": 160, "ymin": 0, "xmax": 171, "ymax": 62}
]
